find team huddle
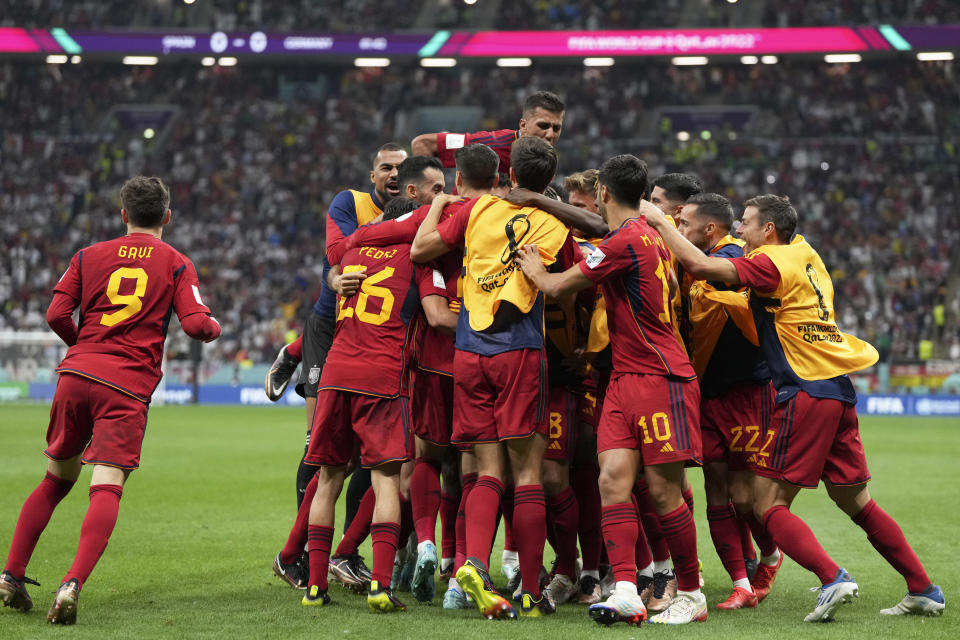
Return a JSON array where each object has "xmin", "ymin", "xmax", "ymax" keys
[{"xmin": 0, "ymin": 93, "xmax": 945, "ymax": 627}]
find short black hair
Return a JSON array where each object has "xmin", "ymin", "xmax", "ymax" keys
[
  {"xmin": 120, "ymin": 176, "xmax": 170, "ymax": 227},
  {"xmin": 397, "ymin": 156, "xmax": 442, "ymax": 192},
  {"xmin": 454, "ymin": 144, "xmax": 499, "ymax": 190},
  {"xmin": 598, "ymin": 155, "xmax": 648, "ymax": 208},
  {"xmin": 497, "ymin": 172, "xmax": 511, "ymax": 189},
  {"xmin": 510, "ymin": 137, "xmax": 558, "ymax": 193},
  {"xmin": 523, "ymin": 91, "xmax": 565, "ymax": 117},
  {"xmin": 372, "ymin": 141, "xmax": 406, "ymax": 168},
  {"xmin": 653, "ymin": 173, "xmax": 704, "ymax": 205},
  {"xmin": 685, "ymin": 192, "xmax": 734, "ymax": 230},
  {"xmin": 744, "ymin": 194, "xmax": 798, "ymax": 243},
  {"xmin": 382, "ymin": 196, "xmax": 419, "ymax": 221}
]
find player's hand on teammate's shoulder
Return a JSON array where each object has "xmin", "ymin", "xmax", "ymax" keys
[
  {"xmin": 515, "ymin": 244, "xmax": 546, "ymax": 276},
  {"xmin": 433, "ymin": 193, "xmax": 461, "ymax": 209},
  {"xmin": 504, "ymin": 187, "xmax": 539, "ymax": 207},
  {"xmin": 336, "ymin": 268, "xmax": 367, "ymax": 297},
  {"xmin": 638, "ymin": 199, "xmax": 668, "ymax": 228}
]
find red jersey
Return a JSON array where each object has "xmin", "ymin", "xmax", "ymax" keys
[
  {"xmin": 344, "ymin": 200, "xmax": 471, "ymax": 376},
  {"xmin": 53, "ymin": 233, "xmax": 212, "ymax": 402},
  {"xmin": 437, "ymin": 129, "xmax": 518, "ymax": 172},
  {"xmin": 578, "ymin": 218, "xmax": 695, "ymax": 380},
  {"xmin": 319, "ymin": 243, "xmax": 435, "ymax": 397}
]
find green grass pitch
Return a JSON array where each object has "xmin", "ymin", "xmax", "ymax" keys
[{"xmin": 0, "ymin": 404, "xmax": 955, "ymax": 639}]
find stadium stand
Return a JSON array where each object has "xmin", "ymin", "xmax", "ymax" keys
[{"xmin": 1, "ymin": 56, "xmax": 957, "ymax": 380}]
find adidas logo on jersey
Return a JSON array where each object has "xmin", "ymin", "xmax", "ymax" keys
[
  {"xmin": 548, "ymin": 440, "xmax": 562, "ymax": 450},
  {"xmin": 659, "ymin": 443, "xmax": 674, "ymax": 453}
]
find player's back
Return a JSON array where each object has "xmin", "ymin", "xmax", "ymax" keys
[
  {"xmin": 320, "ymin": 243, "xmax": 424, "ymax": 397},
  {"xmin": 597, "ymin": 218, "xmax": 695, "ymax": 380},
  {"xmin": 55, "ymin": 232, "xmax": 209, "ymax": 401}
]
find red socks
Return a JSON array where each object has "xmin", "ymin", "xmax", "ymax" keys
[
  {"xmin": 501, "ymin": 486, "xmax": 516, "ymax": 553},
  {"xmin": 743, "ymin": 511, "xmax": 778, "ymax": 558},
  {"xmin": 64, "ymin": 484, "xmax": 123, "ymax": 589},
  {"xmin": 735, "ymin": 510, "xmax": 757, "ymax": 561},
  {"xmin": 287, "ymin": 335, "xmax": 303, "ymax": 361},
  {"xmin": 455, "ymin": 472, "xmax": 477, "ymax": 572},
  {"xmin": 853, "ymin": 499, "xmax": 931, "ymax": 593},
  {"xmin": 763, "ymin": 505, "xmax": 838, "ymax": 584},
  {"xmin": 440, "ymin": 487, "xmax": 458, "ymax": 559},
  {"xmin": 600, "ymin": 503, "xmax": 639, "ymax": 583},
  {"xmin": 572, "ymin": 463, "xmax": 602, "ymax": 572},
  {"xmin": 307, "ymin": 525, "xmax": 334, "ymax": 590},
  {"xmin": 464, "ymin": 475, "xmax": 503, "ymax": 567},
  {"xmin": 370, "ymin": 522, "xmax": 401, "ymax": 587},
  {"xmin": 633, "ymin": 480, "xmax": 670, "ymax": 563},
  {"xmin": 4, "ymin": 471, "xmax": 75, "ymax": 578},
  {"xmin": 659, "ymin": 504, "xmax": 700, "ymax": 592},
  {"xmin": 682, "ymin": 486, "xmax": 695, "ymax": 514},
  {"xmin": 335, "ymin": 486, "xmax": 375, "ymax": 556},
  {"xmin": 515, "ymin": 485, "xmax": 547, "ymax": 596},
  {"xmin": 280, "ymin": 473, "xmax": 318, "ymax": 565},
  {"xmin": 707, "ymin": 504, "xmax": 748, "ymax": 582},
  {"xmin": 629, "ymin": 495, "xmax": 653, "ymax": 570}
]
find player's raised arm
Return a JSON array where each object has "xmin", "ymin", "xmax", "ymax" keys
[
  {"xmin": 411, "ymin": 133, "xmax": 439, "ymax": 158},
  {"xmin": 506, "ymin": 188, "xmax": 608, "ymax": 239},
  {"xmin": 411, "ymin": 193, "xmax": 460, "ymax": 262},
  {"xmin": 515, "ymin": 244, "xmax": 594, "ymax": 300},
  {"xmin": 641, "ymin": 200, "xmax": 739, "ymax": 285}
]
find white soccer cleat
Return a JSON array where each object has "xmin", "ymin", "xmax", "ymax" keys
[
  {"xmin": 588, "ymin": 590, "xmax": 647, "ymax": 626},
  {"xmin": 649, "ymin": 590, "xmax": 708, "ymax": 624},
  {"xmin": 544, "ymin": 573, "xmax": 579, "ymax": 608},
  {"xmin": 880, "ymin": 585, "xmax": 945, "ymax": 617},
  {"xmin": 804, "ymin": 568, "xmax": 859, "ymax": 623}
]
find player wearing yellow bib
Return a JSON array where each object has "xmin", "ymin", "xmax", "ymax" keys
[{"xmin": 643, "ymin": 194, "xmax": 944, "ymax": 622}]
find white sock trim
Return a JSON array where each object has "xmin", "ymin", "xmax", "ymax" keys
[
  {"xmin": 615, "ymin": 581, "xmax": 638, "ymax": 597},
  {"xmin": 760, "ymin": 549, "xmax": 781, "ymax": 565},
  {"xmin": 733, "ymin": 578, "xmax": 752, "ymax": 590}
]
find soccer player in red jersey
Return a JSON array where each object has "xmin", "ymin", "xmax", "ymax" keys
[
  {"xmin": 268, "ymin": 144, "xmax": 408, "ymax": 593},
  {"xmin": 644, "ymin": 194, "xmax": 944, "ymax": 622},
  {"xmin": 287, "ymin": 197, "xmax": 441, "ymax": 613},
  {"xmin": 0, "ymin": 177, "xmax": 221, "ymax": 625},
  {"xmin": 342, "ymin": 145, "xmax": 502, "ymax": 607},
  {"xmin": 410, "ymin": 137, "xmax": 577, "ymax": 619},
  {"xmin": 515, "ymin": 155, "xmax": 707, "ymax": 626},
  {"xmin": 411, "ymin": 91, "xmax": 564, "ymax": 173},
  {"xmin": 674, "ymin": 193, "xmax": 781, "ymax": 609}
]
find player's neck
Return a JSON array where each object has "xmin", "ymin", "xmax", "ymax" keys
[
  {"xmin": 127, "ymin": 225, "xmax": 163, "ymax": 239},
  {"xmin": 605, "ymin": 205, "xmax": 636, "ymax": 231},
  {"xmin": 458, "ymin": 186, "xmax": 488, "ymax": 199}
]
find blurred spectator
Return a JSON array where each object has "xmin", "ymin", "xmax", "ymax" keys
[{"xmin": 1, "ymin": 58, "xmax": 956, "ymax": 378}]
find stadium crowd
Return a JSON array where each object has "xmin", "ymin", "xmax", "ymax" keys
[{"xmin": 1, "ymin": 59, "xmax": 956, "ymax": 377}]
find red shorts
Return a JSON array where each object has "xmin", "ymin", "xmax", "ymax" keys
[
  {"xmin": 597, "ymin": 373, "xmax": 702, "ymax": 466},
  {"xmin": 452, "ymin": 348, "xmax": 548, "ymax": 445},
  {"xmin": 755, "ymin": 390, "xmax": 870, "ymax": 488},
  {"xmin": 411, "ymin": 369, "xmax": 454, "ymax": 446},
  {"xmin": 44, "ymin": 373, "xmax": 148, "ymax": 470},
  {"xmin": 304, "ymin": 389, "xmax": 410, "ymax": 469},
  {"xmin": 700, "ymin": 382, "xmax": 775, "ymax": 471},
  {"xmin": 545, "ymin": 387, "xmax": 578, "ymax": 461}
]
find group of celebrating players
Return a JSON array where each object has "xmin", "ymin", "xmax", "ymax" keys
[{"xmin": 0, "ymin": 91, "xmax": 944, "ymax": 627}]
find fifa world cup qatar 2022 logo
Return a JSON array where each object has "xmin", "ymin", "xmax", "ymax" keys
[{"xmin": 500, "ymin": 214, "xmax": 531, "ymax": 264}]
